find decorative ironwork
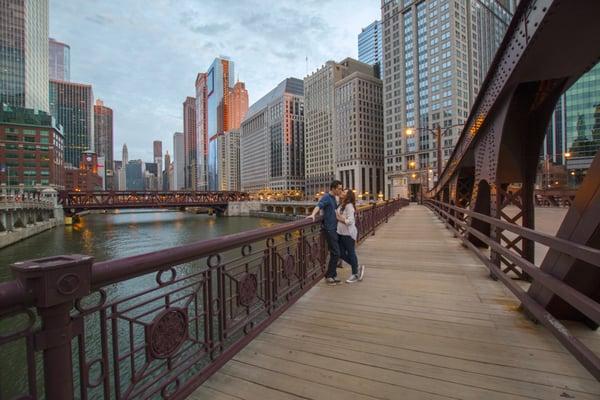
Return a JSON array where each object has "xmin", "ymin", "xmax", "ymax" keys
[
  {"xmin": 147, "ymin": 308, "xmax": 188, "ymax": 360},
  {"xmin": 238, "ymin": 273, "xmax": 258, "ymax": 307},
  {"xmin": 0, "ymin": 199, "xmax": 405, "ymax": 400}
]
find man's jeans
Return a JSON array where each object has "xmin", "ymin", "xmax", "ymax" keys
[{"xmin": 323, "ymin": 229, "xmax": 340, "ymax": 278}]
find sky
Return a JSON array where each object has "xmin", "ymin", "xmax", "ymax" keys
[{"xmin": 49, "ymin": 0, "xmax": 380, "ymax": 162}]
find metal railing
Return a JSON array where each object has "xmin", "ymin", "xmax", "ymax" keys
[
  {"xmin": 0, "ymin": 198, "xmax": 407, "ymax": 400},
  {"xmin": 426, "ymin": 199, "xmax": 600, "ymax": 381}
]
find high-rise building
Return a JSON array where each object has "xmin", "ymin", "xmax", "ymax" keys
[
  {"xmin": 162, "ymin": 151, "xmax": 171, "ymax": 191},
  {"xmin": 94, "ymin": 99, "xmax": 113, "ymax": 190},
  {"xmin": 195, "ymin": 57, "xmax": 235, "ymax": 190},
  {"xmin": 144, "ymin": 162, "xmax": 158, "ymax": 190},
  {"xmin": 118, "ymin": 143, "xmax": 128, "ymax": 190},
  {"xmin": 0, "ymin": 0, "xmax": 49, "ymax": 112},
  {"xmin": 241, "ymin": 78, "xmax": 305, "ymax": 194},
  {"xmin": 65, "ymin": 151, "xmax": 102, "ymax": 191},
  {"xmin": 228, "ymin": 81, "xmax": 249, "ymax": 130},
  {"xmin": 304, "ymin": 58, "xmax": 373, "ymax": 196},
  {"xmin": 215, "ymin": 130, "xmax": 240, "ymax": 191},
  {"xmin": 381, "ymin": 0, "xmax": 513, "ymax": 199},
  {"xmin": 334, "ymin": 66, "xmax": 384, "ymax": 199},
  {"xmin": 48, "ymin": 38, "xmax": 70, "ymax": 81},
  {"xmin": 126, "ymin": 159, "xmax": 144, "ymax": 190},
  {"xmin": 49, "ymin": 79, "xmax": 94, "ymax": 167},
  {"xmin": 173, "ymin": 132, "xmax": 184, "ymax": 190},
  {"xmin": 153, "ymin": 140, "xmax": 162, "ymax": 189},
  {"xmin": 0, "ymin": 104, "xmax": 64, "ymax": 188},
  {"xmin": 358, "ymin": 20, "xmax": 383, "ymax": 77},
  {"xmin": 183, "ymin": 96, "xmax": 196, "ymax": 189}
]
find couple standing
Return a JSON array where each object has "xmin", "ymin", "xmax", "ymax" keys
[{"xmin": 308, "ymin": 180, "xmax": 365, "ymax": 285}]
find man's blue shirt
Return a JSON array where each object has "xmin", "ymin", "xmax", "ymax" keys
[{"xmin": 317, "ymin": 192, "xmax": 338, "ymax": 232}]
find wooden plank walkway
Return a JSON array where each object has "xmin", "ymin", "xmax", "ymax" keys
[{"xmin": 191, "ymin": 204, "xmax": 600, "ymax": 400}]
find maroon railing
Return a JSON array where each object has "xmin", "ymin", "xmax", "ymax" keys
[
  {"xmin": 426, "ymin": 199, "xmax": 600, "ymax": 381},
  {"xmin": 0, "ymin": 199, "xmax": 407, "ymax": 400}
]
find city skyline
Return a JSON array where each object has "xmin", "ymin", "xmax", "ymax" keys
[{"xmin": 49, "ymin": 0, "xmax": 379, "ymax": 161}]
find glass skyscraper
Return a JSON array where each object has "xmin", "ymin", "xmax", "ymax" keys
[
  {"xmin": 358, "ymin": 20, "xmax": 383, "ymax": 77},
  {"xmin": 49, "ymin": 38, "xmax": 70, "ymax": 81},
  {"xmin": 0, "ymin": 0, "xmax": 49, "ymax": 112},
  {"xmin": 49, "ymin": 79, "xmax": 94, "ymax": 167}
]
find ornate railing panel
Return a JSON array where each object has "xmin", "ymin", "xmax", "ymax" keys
[
  {"xmin": 426, "ymin": 199, "xmax": 600, "ymax": 381},
  {"xmin": 0, "ymin": 199, "xmax": 407, "ymax": 400}
]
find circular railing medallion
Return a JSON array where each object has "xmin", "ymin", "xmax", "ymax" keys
[
  {"xmin": 238, "ymin": 273, "xmax": 257, "ymax": 306},
  {"xmin": 283, "ymin": 254, "xmax": 295, "ymax": 279},
  {"xmin": 148, "ymin": 308, "xmax": 188, "ymax": 359}
]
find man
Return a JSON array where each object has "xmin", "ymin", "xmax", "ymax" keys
[{"xmin": 308, "ymin": 180, "xmax": 343, "ymax": 284}]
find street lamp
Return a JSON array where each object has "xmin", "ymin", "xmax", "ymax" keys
[{"xmin": 405, "ymin": 123, "xmax": 464, "ymax": 179}]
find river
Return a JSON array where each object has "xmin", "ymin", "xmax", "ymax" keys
[{"xmin": 0, "ymin": 209, "xmax": 278, "ymax": 281}]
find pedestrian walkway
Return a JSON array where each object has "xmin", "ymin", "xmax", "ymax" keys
[{"xmin": 191, "ymin": 204, "xmax": 600, "ymax": 399}]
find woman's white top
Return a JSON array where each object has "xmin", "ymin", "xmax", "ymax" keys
[{"xmin": 337, "ymin": 203, "xmax": 358, "ymax": 241}]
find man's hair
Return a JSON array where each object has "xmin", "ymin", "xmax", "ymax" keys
[{"xmin": 330, "ymin": 180, "xmax": 343, "ymax": 190}]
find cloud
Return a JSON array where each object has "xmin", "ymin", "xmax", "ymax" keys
[{"xmin": 50, "ymin": 0, "xmax": 380, "ymax": 161}]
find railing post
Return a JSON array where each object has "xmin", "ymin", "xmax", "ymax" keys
[{"xmin": 11, "ymin": 255, "xmax": 93, "ymax": 400}]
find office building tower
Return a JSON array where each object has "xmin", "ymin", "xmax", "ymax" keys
[
  {"xmin": 94, "ymin": 99, "xmax": 113, "ymax": 190},
  {"xmin": 0, "ymin": 104, "xmax": 64, "ymax": 188},
  {"xmin": 48, "ymin": 38, "xmax": 70, "ymax": 81},
  {"xmin": 228, "ymin": 81, "xmax": 249, "ymax": 129},
  {"xmin": 162, "ymin": 151, "xmax": 171, "ymax": 191},
  {"xmin": 304, "ymin": 58, "xmax": 373, "ymax": 196},
  {"xmin": 183, "ymin": 96, "xmax": 196, "ymax": 189},
  {"xmin": 334, "ymin": 65, "xmax": 384, "ymax": 199},
  {"xmin": 113, "ymin": 160, "xmax": 122, "ymax": 190},
  {"xmin": 195, "ymin": 57, "xmax": 235, "ymax": 190},
  {"xmin": 49, "ymin": 79, "xmax": 94, "ymax": 167},
  {"xmin": 119, "ymin": 143, "xmax": 128, "ymax": 190},
  {"xmin": 215, "ymin": 130, "xmax": 240, "ymax": 191},
  {"xmin": 153, "ymin": 140, "xmax": 162, "ymax": 189},
  {"xmin": 0, "ymin": 0, "xmax": 49, "ymax": 112},
  {"xmin": 358, "ymin": 20, "xmax": 383, "ymax": 77},
  {"xmin": 173, "ymin": 132, "xmax": 184, "ymax": 190},
  {"xmin": 241, "ymin": 78, "xmax": 305, "ymax": 194},
  {"xmin": 126, "ymin": 159, "xmax": 144, "ymax": 190},
  {"xmin": 381, "ymin": 0, "xmax": 513, "ymax": 199}
]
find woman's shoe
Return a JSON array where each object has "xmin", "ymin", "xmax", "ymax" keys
[{"xmin": 346, "ymin": 274, "xmax": 359, "ymax": 283}]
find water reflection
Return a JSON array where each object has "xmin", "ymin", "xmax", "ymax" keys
[{"xmin": 0, "ymin": 210, "xmax": 279, "ymax": 282}]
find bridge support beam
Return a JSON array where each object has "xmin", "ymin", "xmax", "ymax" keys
[{"xmin": 529, "ymin": 152, "xmax": 600, "ymax": 328}]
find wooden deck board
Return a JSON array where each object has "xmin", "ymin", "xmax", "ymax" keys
[{"xmin": 192, "ymin": 205, "xmax": 600, "ymax": 399}]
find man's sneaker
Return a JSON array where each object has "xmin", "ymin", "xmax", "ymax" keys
[
  {"xmin": 346, "ymin": 274, "xmax": 359, "ymax": 283},
  {"xmin": 326, "ymin": 277, "xmax": 338, "ymax": 285},
  {"xmin": 358, "ymin": 265, "xmax": 366, "ymax": 281}
]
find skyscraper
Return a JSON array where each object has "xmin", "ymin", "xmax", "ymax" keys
[
  {"xmin": 358, "ymin": 20, "xmax": 382, "ymax": 77},
  {"xmin": 48, "ymin": 38, "xmax": 70, "ymax": 81},
  {"xmin": 334, "ymin": 65, "xmax": 384, "ymax": 198},
  {"xmin": 380, "ymin": 0, "xmax": 513, "ymax": 199},
  {"xmin": 153, "ymin": 140, "xmax": 162, "ymax": 190},
  {"xmin": 228, "ymin": 81, "xmax": 249, "ymax": 130},
  {"xmin": 173, "ymin": 132, "xmax": 184, "ymax": 190},
  {"xmin": 195, "ymin": 57, "xmax": 235, "ymax": 190},
  {"xmin": 49, "ymin": 79, "xmax": 94, "ymax": 167},
  {"xmin": 217, "ymin": 130, "xmax": 241, "ymax": 191},
  {"xmin": 126, "ymin": 159, "xmax": 144, "ymax": 190},
  {"xmin": 241, "ymin": 78, "xmax": 305, "ymax": 194},
  {"xmin": 163, "ymin": 151, "xmax": 171, "ymax": 191},
  {"xmin": 118, "ymin": 143, "xmax": 128, "ymax": 190},
  {"xmin": 94, "ymin": 99, "xmax": 113, "ymax": 190},
  {"xmin": 183, "ymin": 96, "xmax": 196, "ymax": 189},
  {"xmin": 304, "ymin": 58, "xmax": 373, "ymax": 196},
  {"xmin": 0, "ymin": 0, "xmax": 49, "ymax": 112}
]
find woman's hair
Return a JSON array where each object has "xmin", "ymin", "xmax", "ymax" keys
[{"xmin": 341, "ymin": 189, "xmax": 356, "ymax": 212}]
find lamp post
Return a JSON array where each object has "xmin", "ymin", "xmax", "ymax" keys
[{"xmin": 405, "ymin": 123, "xmax": 464, "ymax": 180}]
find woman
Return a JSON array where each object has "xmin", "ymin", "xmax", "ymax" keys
[{"xmin": 336, "ymin": 189, "xmax": 365, "ymax": 283}]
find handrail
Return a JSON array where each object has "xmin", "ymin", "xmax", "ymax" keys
[
  {"xmin": 0, "ymin": 198, "xmax": 408, "ymax": 399},
  {"xmin": 426, "ymin": 199, "xmax": 600, "ymax": 380}
]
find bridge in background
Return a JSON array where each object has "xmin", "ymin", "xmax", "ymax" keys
[{"xmin": 58, "ymin": 190, "xmax": 250, "ymax": 215}]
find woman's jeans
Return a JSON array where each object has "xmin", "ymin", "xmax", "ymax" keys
[{"xmin": 338, "ymin": 234, "xmax": 359, "ymax": 275}]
